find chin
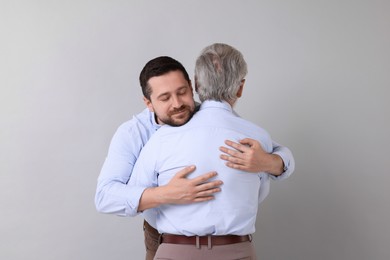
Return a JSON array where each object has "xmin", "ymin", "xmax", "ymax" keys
[
  {"xmin": 172, "ymin": 119, "xmax": 189, "ymax": 127},
  {"xmin": 171, "ymin": 116, "xmax": 191, "ymax": 127}
]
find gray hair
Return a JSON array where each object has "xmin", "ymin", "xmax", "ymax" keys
[{"xmin": 195, "ymin": 43, "xmax": 248, "ymax": 102}]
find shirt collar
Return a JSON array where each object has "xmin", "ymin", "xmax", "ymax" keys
[
  {"xmin": 150, "ymin": 111, "xmax": 162, "ymax": 131},
  {"xmin": 199, "ymin": 100, "xmax": 233, "ymax": 113}
]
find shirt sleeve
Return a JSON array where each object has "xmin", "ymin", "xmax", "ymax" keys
[
  {"xmin": 270, "ymin": 140, "xmax": 295, "ymax": 181},
  {"xmin": 94, "ymin": 122, "xmax": 148, "ymax": 217},
  {"xmin": 126, "ymin": 135, "xmax": 160, "ymax": 212},
  {"xmin": 257, "ymin": 173, "xmax": 270, "ymax": 204}
]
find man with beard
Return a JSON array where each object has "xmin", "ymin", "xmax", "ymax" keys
[{"xmin": 96, "ymin": 55, "xmax": 294, "ymax": 260}]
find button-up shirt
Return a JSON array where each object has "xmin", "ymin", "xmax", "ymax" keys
[
  {"xmin": 95, "ymin": 103, "xmax": 295, "ymax": 226},
  {"xmin": 95, "ymin": 108, "xmax": 161, "ymax": 215},
  {"xmin": 129, "ymin": 100, "xmax": 290, "ymax": 235}
]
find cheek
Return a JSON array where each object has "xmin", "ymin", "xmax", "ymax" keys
[
  {"xmin": 154, "ymin": 104, "xmax": 169, "ymax": 116},
  {"xmin": 184, "ymin": 97, "xmax": 195, "ymax": 107}
]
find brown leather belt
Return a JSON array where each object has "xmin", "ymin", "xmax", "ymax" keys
[{"xmin": 160, "ymin": 234, "xmax": 251, "ymax": 248}]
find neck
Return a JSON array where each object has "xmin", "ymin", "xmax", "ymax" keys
[
  {"xmin": 226, "ymin": 98, "xmax": 237, "ymax": 107},
  {"xmin": 154, "ymin": 113, "xmax": 164, "ymax": 125}
]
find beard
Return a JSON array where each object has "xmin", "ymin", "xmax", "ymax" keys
[{"xmin": 156, "ymin": 105, "xmax": 195, "ymax": 127}]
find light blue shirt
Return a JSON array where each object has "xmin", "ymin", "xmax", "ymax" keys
[
  {"xmin": 95, "ymin": 103, "xmax": 295, "ymax": 224},
  {"xmin": 129, "ymin": 100, "xmax": 285, "ymax": 235},
  {"xmin": 95, "ymin": 108, "xmax": 161, "ymax": 215}
]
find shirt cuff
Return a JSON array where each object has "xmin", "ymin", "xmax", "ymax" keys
[
  {"xmin": 270, "ymin": 151, "xmax": 294, "ymax": 181},
  {"xmin": 124, "ymin": 185, "xmax": 148, "ymax": 216}
]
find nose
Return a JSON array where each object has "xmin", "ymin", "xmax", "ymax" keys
[{"xmin": 171, "ymin": 95, "xmax": 183, "ymax": 108}]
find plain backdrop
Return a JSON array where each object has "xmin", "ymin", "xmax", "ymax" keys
[{"xmin": 1, "ymin": 1, "xmax": 389, "ymax": 259}]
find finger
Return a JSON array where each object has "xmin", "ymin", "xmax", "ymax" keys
[
  {"xmin": 195, "ymin": 181, "xmax": 223, "ymax": 192},
  {"xmin": 239, "ymin": 138, "xmax": 259, "ymax": 148},
  {"xmin": 225, "ymin": 161, "xmax": 247, "ymax": 171},
  {"xmin": 190, "ymin": 171, "xmax": 219, "ymax": 185},
  {"xmin": 220, "ymin": 154, "xmax": 245, "ymax": 165},
  {"xmin": 219, "ymin": 146, "xmax": 244, "ymax": 158},
  {"xmin": 224, "ymin": 139, "xmax": 249, "ymax": 153},
  {"xmin": 195, "ymin": 187, "xmax": 222, "ymax": 197},
  {"xmin": 173, "ymin": 165, "xmax": 196, "ymax": 179},
  {"xmin": 192, "ymin": 196, "xmax": 215, "ymax": 203},
  {"xmin": 220, "ymin": 153, "xmax": 230, "ymax": 161},
  {"xmin": 219, "ymin": 145, "xmax": 229, "ymax": 154}
]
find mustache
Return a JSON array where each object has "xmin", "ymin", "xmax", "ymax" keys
[{"xmin": 169, "ymin": 105, "xmax": 191, "ymax": 115}]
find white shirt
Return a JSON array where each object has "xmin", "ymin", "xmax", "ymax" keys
[{"xmin": 129, "ymin": 100, "xmax": 277, "ymax": 235}]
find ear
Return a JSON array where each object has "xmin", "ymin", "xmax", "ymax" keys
[
  {"xmin": 236, "ymin": 79, "xmax": 245, "ymax": 98},
  {"xmin": 143, "ymin": 97, "xmax": 154, "ymax": 112}
]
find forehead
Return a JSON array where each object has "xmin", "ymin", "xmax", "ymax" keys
[{"xmin": 148, "ymin": 70, "xmax": 190, "ymax": 97}]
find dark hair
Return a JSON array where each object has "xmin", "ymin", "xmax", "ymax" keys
[{"xmin": 139, "ymin": 56, "xmax": 191, "ymax": 100}]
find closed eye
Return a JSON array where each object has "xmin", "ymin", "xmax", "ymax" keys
[
  {"xmin": 158, "ymin": 94, "xmax": 170, "ymax": 102},
  {"xmin": 177, "ymin": 87, "xmax": 188, "ymax": 95}
]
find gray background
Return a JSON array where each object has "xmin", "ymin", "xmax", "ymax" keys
[{"xmin": 1, "ymin": 0, "xmax": 389, "ymax": 259}]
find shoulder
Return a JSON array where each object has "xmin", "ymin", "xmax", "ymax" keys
[
  {"xmin": 231, "ymin": 116, "xmax": 273, "ymax": 152},
  {"xmin": 116, "ymin": 108, "xmax": 155, "ymax": 135},
  {"xmin": 109, "ymin": 108, "xmax": 157, "ymax": 151}
]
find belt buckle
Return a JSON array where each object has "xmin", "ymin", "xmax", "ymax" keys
[
  {"xmin": 207, "ymin": 235, "xmax": 212, "ymax": 249},
  {"xmin": 195, "ymin": 235, "xmax": 212, "ymax": 249}
]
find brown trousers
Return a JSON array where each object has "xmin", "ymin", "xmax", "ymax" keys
[{"xmin": 143, "ymin": 220, "xmax": 160, "ymax": 260}]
